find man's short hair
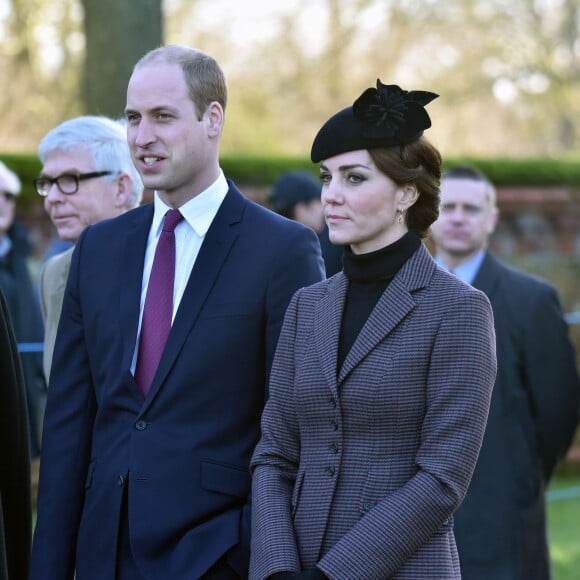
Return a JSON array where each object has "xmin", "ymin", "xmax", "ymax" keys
[
  {"xmin": 38, "ymin": 115, "xmax": 143, "ymax": 209},
  {"xmin": 442, "ymin": 165, "xmax": 497, "ymax": 207},
  {"xmin": 134, "ymin": 44, "xmax": 227, "ymax": 120}
]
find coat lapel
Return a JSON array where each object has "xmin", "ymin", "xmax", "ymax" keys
[
  {"xmin": 338, "ymin": 244, "xmax": 436, "ymax": 384},
  {"xmin": 142, "ymin": 187, "xmax": 244, "ymax": 407},
  {"xmin": 471, "ymin": 251, "xmax": 501, "ymax": 300},
  {"xmin": 120, "ymin": 205, "xmax": 153, "ymax": 374},
  {"xmin": 314, "ymin": 274, "xmax": 348, "ymax": 395}
]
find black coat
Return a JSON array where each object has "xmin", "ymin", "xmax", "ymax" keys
[
  {"xmin": 454, "ymin": 251, "xmax": 580, "ymax": 579},
  {"xmin": 0, "ymin": 289, "xmax": 31, "ymax": 580},
  {"xmin": 0, "ymin": 221, "xmax": 46, "ymax": 456}
]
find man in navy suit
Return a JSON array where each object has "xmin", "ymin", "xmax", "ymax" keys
[
  {"xmin": 431, "ymin": 165, "xmax": 579, "ymax": 579},
  {"xmin": 30, "ymin": 44, "xmax": 325, "ymax": 580}
]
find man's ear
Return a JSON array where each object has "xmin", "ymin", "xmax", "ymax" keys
[
  {"xmin": 114, "ymin": 174, "xmax": 132, "ymax": 208},
  {"xmin": 205, "ymin": 101, "xmax": 224, "ymax": 138},
  {"xmin": 488, "ymin": 207, "xmax": 500, "ymax": 235}
]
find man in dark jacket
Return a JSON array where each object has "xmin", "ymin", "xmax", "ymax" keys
[
  {"xmin": 0, "ymin": 287, "xmax": 32, "ymax": 580},
  {"xmin": 0, "ymin": 161, "xmax": 46, "ymax": 457},
  {"xmin": 431, "ymin": 165, "xmax": 580, "ymax": 579}
]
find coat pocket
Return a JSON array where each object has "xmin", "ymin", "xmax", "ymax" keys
[{"xmin": 200, "ymin": 460, "xmax": 250, "ymax": 498}]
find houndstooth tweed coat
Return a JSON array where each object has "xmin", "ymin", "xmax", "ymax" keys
[{"xmin": 250, "ymin": 244, "xmax": 497, "ymax": 580}]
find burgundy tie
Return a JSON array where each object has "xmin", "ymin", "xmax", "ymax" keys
[{"xmin": 135, "ymin": 209, "xmax": 184, "ymax": 396}]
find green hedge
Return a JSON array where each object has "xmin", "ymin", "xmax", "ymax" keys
[{"xmin": 3, "ymin": 152, "xmax": 580, "ymax": 209}]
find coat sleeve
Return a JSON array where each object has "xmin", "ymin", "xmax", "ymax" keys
[
  {"xmin": 520, "ymin": 284, "xmax": 580, "ymax": 481},
  {"xmin": 264, "ymin": 224, "xmax": 325, "ymax": 388},
  {"xmin": 30, "ymin": 233, "xmax": 97, "ymax": 580},
  {"xmin": 230, "ymin": 226, "xmax": 323, "ymax": 576},
  {"xmin": 250, "ymin": 290, "xmax": 304, "ymax": 580},
  {"xmin": 317, "ymin": 290, "xmax": 497, "ymax": 579}
]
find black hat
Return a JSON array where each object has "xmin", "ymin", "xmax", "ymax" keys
[
  {"xmin": 269, "ymin": 171, "xmax": 321, "ymax": 212},
  {"xmin": 311, "ymin": 80, "xmax": 438, "ymax": 163}
]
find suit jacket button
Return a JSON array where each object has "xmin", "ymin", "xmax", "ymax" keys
[
  {"xmin": 362, "ymin": 501, "xmax": 376, "ymax": 512},
  {"xmin": 135, "ymin": 420, "xmax": 148, "ymax": 431},
  {"xmin": 117, "ymin": 475, "xmax": 126, "ymax": 487}
]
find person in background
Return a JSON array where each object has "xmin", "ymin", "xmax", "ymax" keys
[
  {"xmin": 0, "ymin": 160, "xmax": 45, "ymax": 458},
  {"xmin": 0, "ymin": 287, "xmax": 32, "ymax": 580},
  {"xmin": 431, "ymin": 164, "xmax": 580, "ymax": 580},
  {"xmin": 250, "ymin": 81, "xmax": 497, "ymax": 579},
  {"xmin": 35, "ymin": 115, "xmax": 144, "ymax": 383},
  {"xmin": 270, "ymin": 171, "xmax": 343, "ymax": 276},
  {"xmin": 31, "ymin": 44, "xmax": 324, "ymax": 580}
]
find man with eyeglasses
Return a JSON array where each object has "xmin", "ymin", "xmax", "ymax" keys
[
  {"xmin": 36, "ymin": 115, "xmax": 143, "ymax": 383},
  {"xmin": 0, "ymin": 160, "xmax": 46, "ymax": 458}
]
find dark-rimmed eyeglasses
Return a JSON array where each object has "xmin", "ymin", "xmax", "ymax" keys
[{"xmin": 34, "ymin": 171, "xmax": 113, "ymax": 197}]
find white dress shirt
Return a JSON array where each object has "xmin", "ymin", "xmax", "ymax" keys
[{"xmin": 131, "ymin": 171, "xmax": 229, "ymax": 373}]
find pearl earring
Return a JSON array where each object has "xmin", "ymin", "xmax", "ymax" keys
[{"xmin": 397, "ymin": 210, "xmax": 404, "ymax": 224}]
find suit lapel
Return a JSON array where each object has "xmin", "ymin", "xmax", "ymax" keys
[
  {"xmin": 338, "ymin": 244, "xmax": 435, "ymax": 384},
  {"xmin": 471, "ymin": 251, "xmax": 501, "ymax": 300},
  {"xmin": 142, "ymin": 187, "xmax": 244, "ymax": 406},
  {"xmin": 120, "ymin": 205, "xmax": 153, "ymax": 374}
]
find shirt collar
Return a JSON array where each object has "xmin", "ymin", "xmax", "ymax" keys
[
  {"xmin": 436, "ymin": 249, "xmax": 486, "ymax": 285},
  {"xmin": 151, "ymin": 170, "xmax": 229, "ymax": 236}
]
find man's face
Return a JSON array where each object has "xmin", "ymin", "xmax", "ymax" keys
[
  {"xmin": 431, "ymin": 177, "xmax": 498, "ymax": 261},
  {"xmin": 294, "ymin": 198, "xmax": 324, "ymax": 233},
  {"xmin": 125, "ymin": 61, "xmax": 222, "ymax": 206},
  {"xmin": 41, "ymin": 148, "xmax": 121, "ymax": 242}
]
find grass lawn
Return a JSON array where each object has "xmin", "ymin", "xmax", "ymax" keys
[{"xmin": 547, "ymin": 476, "xmax": 580, "ymax": 580}]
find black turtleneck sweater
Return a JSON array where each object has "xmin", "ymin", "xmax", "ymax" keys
[{"xmin": 338, "ymin": 231, "xmax": 421, "ymax": 371}]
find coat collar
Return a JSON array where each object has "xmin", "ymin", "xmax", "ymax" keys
[
  {"xmin": 315, "ymin": 243, "xmax": 436, "ymax": 391},
  {"xmin": 471, "ymin": 250, "xmax": 501, "ymax": 298}
]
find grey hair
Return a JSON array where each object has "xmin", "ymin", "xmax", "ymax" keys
[
  {"xmin": 0, "ymin": 161, "xmax": 21, "ymax": 195},
  {"xmin": 38, "ymin": 115, "xmax": 143, "ymax": 209}
]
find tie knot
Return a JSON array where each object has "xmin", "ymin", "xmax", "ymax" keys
[{"xmin": 162, "ymin": 209, "xmax": 184, "ymax": 233}]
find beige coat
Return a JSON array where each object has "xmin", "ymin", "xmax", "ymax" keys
[{"xmin": 39, "ymin": 247, "xmax": 74, "ymax": 383}]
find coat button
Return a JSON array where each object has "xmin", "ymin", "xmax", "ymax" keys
[
  {"xmin": 117, "ymin": 475, "xmax": 126, "ymax": 487},
  {"xmin": 135, "ymin": 420, "xmax": 148, "ymax": 431},
  {"xmin": 329, "ymin": 443, "xmax": 339, "ymax": 454},
  {"xmin": 325, "ymin": 466, "xmax": 336, "ymax": 476},
  {"xmin": 330, "ymin": 419, "xmax": 338, "ymax": 431}
]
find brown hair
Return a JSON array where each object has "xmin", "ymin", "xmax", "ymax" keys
[
  {"xmin": 369, "ymin": 137, "xmax": 442, "ymax": 239},
  {"xmin": 135, "ymin": 44, "xmax": 228, "ymax": 120}
]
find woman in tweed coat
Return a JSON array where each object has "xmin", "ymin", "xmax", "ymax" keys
[{"xmin": 250, "ymin": 81, "xmax": 497, "ymax": 580}]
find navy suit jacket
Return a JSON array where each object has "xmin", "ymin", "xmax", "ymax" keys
[{"xmin": 31, "ymin": 183, "xmax": 325, "ymax": 580}]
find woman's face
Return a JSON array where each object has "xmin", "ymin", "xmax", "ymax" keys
[{"xmin": 320, "ymin": 149, "xmax": 413, "ymax": 254}]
